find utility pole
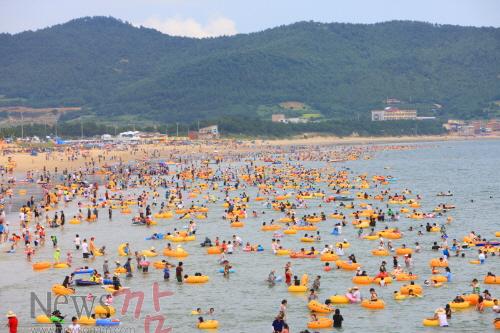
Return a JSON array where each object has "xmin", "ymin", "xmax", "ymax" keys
[
  {"xmin": 197, "ymin": 120, "xmax": 200, "ymax": 131},
  {"xmin": 21, "ymin": 111, "xmax": 24, "ymax": 139},
  {"xmin": 55, "ymin": 122, "xmax": 58, "ymax": 138},
  {"xmin": 176, "ymin": 122, "xmax": 179, "ymax": 137},
  {"xmin": 80, "ymin": 118, "xmax": 83, "ymax": 139}
]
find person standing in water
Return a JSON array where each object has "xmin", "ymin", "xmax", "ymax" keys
[
  {"xmin": 50, "ymin": 310, "xmax": 65, "ymax": 333},
  {"xmin": 176, "ymin": 262, "xmax": 183, "ymax": 282},
  {"xmin": 123, "ymin": 258, "xmax": 133, "ymax": 278},
  {"xmin": 6, "ymin": 311, "xmax": 18, "ymax": 333},
  {"xmin": 53, "ymin": 248, "xmax": 61, "ymax": 263},
  {"xmin": 332, "ymin": 308, "xmax": 343, "ymax": 328}
]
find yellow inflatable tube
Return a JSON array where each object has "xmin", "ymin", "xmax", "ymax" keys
[
  {"xmin": 78, "ymin": 316, "xmax": 97, "ymax": 325},
  {"xmin": 300, "ymin": 237, "xmax": 315, "ymax": 243},
  {"xmin": 361, "ymin": 299, "xmax": 385, "ymax": 309},
  {"xmin": 320, "ymin": 253, "xmax": 338, "ymax": 261},
  {"xmin": 352, "ymin": 276, "xmax": 373, "ymax": 284},
  {"xmin": 449, "ymin": 301, "xmax": 470, "ymax": 309},
  {"xmin": 288, "ymin": 285, "xmax": 307, "ymax": 292},
  {"xmin": 94, "ymin": 305, "xmax": 116, "ymax": 315},
  {"xmin": 422, "ymin": 319, "xmax": 439, "ymax": 327},
  {"xmin": 307, "ymin": 300, "xmax": 333, "ymax": 313},
  {"xmin": 35, "ymin": 315, "xmax": 52, "ymax": 324},
  {"xmin": 185, "ymin": 275, "xmax": 209, "ymax": 284},
  {"xmin": 394, "ymin": 293, "xmax": 406, "ymax": 300},
  {"xmin": 198, "ymin": 320, "xmax": 219, "ymax": 329},
  {"xmin": 163, "ymin": 249, "xmax": 189, "ymax": 257},
  {"xmin": 329, "ymin": 295, "xmax": 349, "ymax": 304},
  {"xmin": 371, "ymin": 249, "xmax": 389, "ymax": 256},
  {"xmin": 51, "ymin": 284, "xmax": 75, "ymax": 296},
  {"xmin": 118, "ymin": 243, "xmax": 128, "ymax": 257},
  {"xmin": 308, "ymin": 318, "xmax": 333, "ymax": 329},
  {"xmin": 33, "ymin": 262, "xmax": 51, "ymax": 270},
  {"xmin": 275, "ymin": 249, "xmax": 291, "ymax": 256},
  {"xmin": 141, "ymin": 250, "xmax": 158, "ymax": 257}
]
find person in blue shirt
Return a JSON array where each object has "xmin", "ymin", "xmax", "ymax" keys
[
  {"xmin": 272, "ymin": 315, "xmax": 285, "ymax": 333},
  {"xmin": 445, "ymin": 267, "xmax": 452, "ymax": 282},
  {"xmin": 442, "ymin": 246, "xmax": 450, "ymax": 258},
  {"xmin": 163, "ymin": 263, "xmax": 170, "ymax": 280}
]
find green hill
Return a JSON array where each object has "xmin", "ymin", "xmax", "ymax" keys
[{"xmin": 0, "ymin": 16, "xmax": 499, "ymax": 125}]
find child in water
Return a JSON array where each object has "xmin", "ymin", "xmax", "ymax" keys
[
  {"xmin": 332, "ymin": 308, "xmax": 343, "ymax": 328},
  {"xmin": 369, "ymin": 288, "xmax": 378, "ymax": 301},
  {"xmin": 51, "ymin": 235, "xmax": 58, "ymax": 247}
]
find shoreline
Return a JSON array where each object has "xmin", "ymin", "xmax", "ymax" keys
[
  {"xmin": 0, "ymin": 134, "xmax": 498, "ymax": 174},
  {"xmin": 254, "ymin": 134, "xmax": 500, "ymax": 146}
]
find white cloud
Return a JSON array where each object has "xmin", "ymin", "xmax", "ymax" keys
[{"xmin": 142, "ymin": 16, "xmax": 237, "ymax": 38}]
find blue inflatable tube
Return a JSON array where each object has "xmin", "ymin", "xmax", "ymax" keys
[
  {"xmin": 75, "ymin": 279, "xmax": 100, "ymax": 286},
  {"xmin": 73, "ymin": 269, "xmax": 94, "ymax": 274},
  {"xmin": 96, "ymin": 319, "xmax": 120, "ymax": 326},
  {"xmin": 103, "ymin": 279, "xmax": 113, "ymax": 285},
  {"xmin": 218, "ymin": 268, "xmax": 236, "ymax": 273},
  {"xmin": 145, "ymin": 233, "xmax": 164, "ymax": 240},
  {"xmin": 474, "ymin": 241, "xmax": 500, "ymax": 247}
]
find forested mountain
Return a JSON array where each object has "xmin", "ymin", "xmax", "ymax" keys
[{"xmin": 0, "ymin": 16, "xmax": 499, "ymax": 123}]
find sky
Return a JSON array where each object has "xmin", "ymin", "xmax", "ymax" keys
[{"xmin": 1, "ymin": 0, "xmax": 499, "ymax": 37}]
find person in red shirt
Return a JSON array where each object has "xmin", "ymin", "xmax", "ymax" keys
[
  {"xmin": 285, "ymin": 267, "xmax": 292, "ymax": 286},
  {"xmin": 6, "ymin": 311, "xmax": 18, "ymax": 333}
]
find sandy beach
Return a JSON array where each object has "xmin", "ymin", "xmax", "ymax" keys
[{"xmin": 1, "ymin": 134, "xmax": 499, "ymax": 174}]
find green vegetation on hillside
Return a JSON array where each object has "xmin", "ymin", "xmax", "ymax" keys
[
  {"xmin": 256, "ymin": 102, "xmax": 322, "ymax": 120},
  {"xmin": 0, "ymin": 17, "xmax": 498, "ymax": 132}
]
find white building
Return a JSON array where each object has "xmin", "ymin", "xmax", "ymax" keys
[
  {"xmin": 286, "ymin": 117, "xmax": 309, "ymax": 124},
  {"xmin": 117, "ymin": 131, "xmax": 140, "ymax": 141},
  {"xmin": 371, "ymin": 107, "xmax": 417, "ymax": 121},
  {"xmin": 198, "ymin": 125, "xmax": 219, "ymax": 139}
]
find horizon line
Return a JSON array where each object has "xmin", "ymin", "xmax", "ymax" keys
[{"xmin": 1, "ymin": 15, "xmax": 499, "ymax": 38}]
